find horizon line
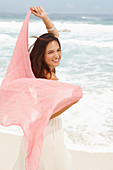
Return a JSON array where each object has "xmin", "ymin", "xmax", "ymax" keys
[{"xmin": 0, "ymin": 11, "xmax": 113, "ymax": 16}]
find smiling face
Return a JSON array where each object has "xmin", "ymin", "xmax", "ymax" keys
[{"xmin": 44, "ymin": 40, "xmax": 61, "ymax": 71}]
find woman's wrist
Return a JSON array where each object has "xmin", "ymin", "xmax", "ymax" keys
[
  {"xmin": 42, "ymin": 16, "xmax": 59, "ymax": 38},
  {"xmin": 46, "ymin": 25, "xmax": 55, "ymax": 32},
  {"xmin": 41, "ymin": 13, "xmax": 48, "ymax": 21}
]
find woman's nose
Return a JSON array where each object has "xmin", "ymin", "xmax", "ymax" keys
[{"xmin": 54, "ymin": 51, "xmax": 59, "ymax": 58}]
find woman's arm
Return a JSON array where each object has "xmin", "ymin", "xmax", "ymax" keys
[
  {"xmin": 50, "ymin": 100, "xmax": 79, "ymax": 119},
  {"xmin": 30, "ymin": 6, "xmax": 59, "ymax": 38}
]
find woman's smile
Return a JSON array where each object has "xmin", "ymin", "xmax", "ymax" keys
[{"xmin": 52, "ymin": 58, "xmax": 60, "ymax": 63}]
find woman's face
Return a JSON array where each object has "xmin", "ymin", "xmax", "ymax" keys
[{"xmin": 44, "ymin": 40, "xmax": 61, "ymax": 71}]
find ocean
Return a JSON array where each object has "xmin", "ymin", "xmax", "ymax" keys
[{"xmin": 0, "ymin": 12, "xmax": 113, "ymax": 152}]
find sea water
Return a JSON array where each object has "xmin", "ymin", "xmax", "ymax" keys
[{"xmin": 0, "ymin": 13, "xmax": 113, "ymax": 152}]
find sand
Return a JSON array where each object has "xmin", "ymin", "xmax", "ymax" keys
[
  {"xmin": 0, "ymin": 132, "xmax": 113, "ymax": 170},
  {"xmin": 70, "ymin": 150, "xmax": 113, "ymax": 170}
]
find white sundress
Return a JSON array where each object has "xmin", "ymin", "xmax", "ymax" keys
[{"xmin": 13, "ymin": 116, "xmax": 73, "ymax": 170}]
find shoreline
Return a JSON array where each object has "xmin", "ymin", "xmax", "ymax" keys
[
  {"xmin": 1, "ymin": 127, "xmax": 113, "ymax": 153},
  {"xmin": 0, "ymin": 132, "xmax": 113, "ymax": 170}
]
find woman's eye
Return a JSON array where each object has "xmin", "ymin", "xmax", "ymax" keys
[
  {"xmin": 57, "ymin": 48, "xmax": 61, "ymax": 51},
  {"xmin": 48, "ymin": 51, "xmax": 53, "ymax": 54},
  {"xmin": 57, "ymin": 49, "xmax": 61, "ymax": 52}
]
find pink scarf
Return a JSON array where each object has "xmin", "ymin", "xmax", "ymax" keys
[{"xmin": 0, "ymin": 10, "xmax": 83, "ymax": 170}]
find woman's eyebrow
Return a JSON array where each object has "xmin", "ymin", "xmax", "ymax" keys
[
  {"xmin": 48, "ymin": 49, "xmax": 53, "ymax": 51},
  {"xmin": 46, "ymin": 47, "xmax": 61, "ymax": 53},
  {"xmin": 44, "ymin": 49, "xmax": 53, "ymax": 54},
  {"xmin": 47, "ymin": 50, "xmax": 54, "ymax": 53}
]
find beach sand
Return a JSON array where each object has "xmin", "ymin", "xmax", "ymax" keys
[{"xmin": 0, "ymin": 132, "xmax": 113, "ymax": 170}]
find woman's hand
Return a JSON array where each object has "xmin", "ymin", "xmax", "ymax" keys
[
  {"xmin": 30, "ymin": 6, "xmax": 47, "ymax": 20},
  {"xmin": 30, "ymin": 6, "xmax": 59, "ymax": 38}
]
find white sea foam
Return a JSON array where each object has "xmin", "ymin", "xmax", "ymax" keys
[
  {"xmin": 61, "ymin": 39, "xmax": 113, "ymax": 48},
  {"xmin": 62, "ymin": 90, "xmax": 113, "ymax": 152},
  {"xmin": 0, "ymin": 21, "xmax": 22, "ymax": 33},
  {"xmin": 0, "ymin": 34, "xmax": 16, "ymax": 48}
]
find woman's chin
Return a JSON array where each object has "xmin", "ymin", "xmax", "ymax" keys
[
  {"xmin": 50, "ymin": 62, "xmax": 60, "ymax": 67},
  {"xmin": 48, "ymin": 62, "xmax": 60, "ymax": 70},
  {"xmin": 53, "ymin": 63, "xmax": 60, "ymax": 67}
]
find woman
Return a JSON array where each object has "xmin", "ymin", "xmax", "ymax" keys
[
  {"xmin": 13, "ymin": 6, "xmax": 78, "ymax": 170},
  {"xmin": 29, "ymin": 6, "xmax": 78, "ymax": 120},
  {"xmin": 29, "ymin": 6, "xmax": 60, "ymax": 82}
]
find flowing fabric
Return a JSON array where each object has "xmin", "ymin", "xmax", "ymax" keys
[{"xmin": 0, "ymin": 10, "xmax": 83, "ymax": 170}]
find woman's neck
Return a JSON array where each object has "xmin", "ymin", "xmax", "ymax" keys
[{"xmin": 43, "ymin": 69, "xmax": 58, "ymax": 80}]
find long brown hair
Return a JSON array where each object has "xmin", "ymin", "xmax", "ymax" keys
[{"xmin": 29, "ymin": 33, "xmax": 61, "ymax": 79}]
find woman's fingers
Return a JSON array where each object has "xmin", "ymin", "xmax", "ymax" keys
[
  {"xmin": 32, "ymin": 7, "xmax": 40, "ymax": 15},
  {"xmin": 30, "ymin": 6, "xmax": 41, "ymax": 17},
  {"xmin": 39, "ymin": 6, "xmax": 44, "ymax": 12},
  {"xmin": 30, "ymin": 6, "xmax": 47, "ymax": 19},
  {"xmin": 37, "ymin": 6, "xmax": 41, "ymax": 14},
  {"xmin": 34, "ymin": 7, "xmax": 38, "ymax": 12},
  {"xmin": 30, "ymin": 7, "xmax": 34, "ymax": 11},
  {"xmin": 31, "ymin": 11, "xmax": 38, "ymax": 17}
]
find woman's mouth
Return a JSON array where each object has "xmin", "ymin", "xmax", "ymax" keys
[{"xmin": 52, "ymin": 59, "xmax": 59, "ymax": 63}]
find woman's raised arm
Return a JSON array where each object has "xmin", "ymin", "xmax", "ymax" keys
[{"xmin": 30, "ymin": 6, "xmax": 59, "ymax": 38}]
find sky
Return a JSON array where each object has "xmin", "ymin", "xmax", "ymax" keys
[{"xmin": 0, "ymin": 0, "xmax": 113, "ymax": 14}]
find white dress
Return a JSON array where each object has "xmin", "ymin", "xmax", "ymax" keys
[{"xmin": 13, "ymin": 116, "xmax": 73, "ymax": 170}]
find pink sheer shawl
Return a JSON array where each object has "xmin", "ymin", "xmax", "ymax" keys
[{"xmin": 0, "ymin": 10, "xmax": 83, "ymax": 170}]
